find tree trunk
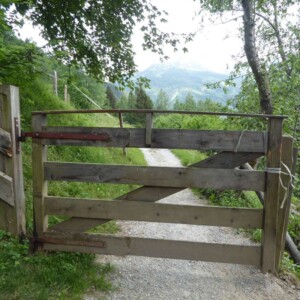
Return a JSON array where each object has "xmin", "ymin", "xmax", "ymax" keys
[{"xmin": 242, "ymin": 0, "xmax": 273, "ymax": 114}]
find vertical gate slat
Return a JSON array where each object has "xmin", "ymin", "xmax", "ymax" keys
[
  {"xmin": 0, "ymin": 85, "xmax": 25, "ymax": 235},
  {"xmin": 262, "ymin": 118, "xmax": 283, "ymax": 274},
  {"xmin": 32, "ymin": 114, "xmax": 48, "ymax": 237}
]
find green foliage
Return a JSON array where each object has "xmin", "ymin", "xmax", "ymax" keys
[
  {"xmin": 288, "ymin": 214, "xmax": 300, "ymax": 251},
  {"xmin": 183, "ymin": 92, "xmax": 197, "ymax": 111},
  {"xmin": 0, "ymin": 30, "xmax": 41, "ymax": 86},
  {"xmin": 155, "ymin": 89, "xmax": 170, "ymax": 110},
  {"xmin": 155, "ymin": 113, "xmax": 225, "ymax": 130},
  {"xmin": 123, "ymin": 86, "xmax": 153, "ymax": 125},
  {"xmin": 2, "ymin": 0, "xmax": 193, "ymax": 85},
  {"xmin": 281, "ymin": 253, "xmax": 300, "ymax": 280},
  {"xmin": 135, "ymin": 86, "xmax": 153, "ymax": 110},
  {"xmin": 0, "ymin": 231, "xmax": 113, "ymax": 300},
  {"xmin": 105, "ymin": 85, "xmax": 118, "ymax": 108},
  {"xmin": 171, "ymin": 150, "xmax": 206, "ymax": 167}
]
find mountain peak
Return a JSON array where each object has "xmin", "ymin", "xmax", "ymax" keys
[{"xmin": 136, "ymin": 63, "xmax": 239, "ymax": 104}]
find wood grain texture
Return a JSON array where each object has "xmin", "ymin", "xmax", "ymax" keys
[
  {"xmin": 0, "ymin": 171, "xmax": 14, "ymax": 206},
  {"xmin": 262, "ymin": 118, "xmax": 283, "ymax": 274},
  {"xmin": 40, "ymin": 232, "xmax": 262, "ymax": 266},
  {"xmin": 44, "ymin": 162, "xmax": 266, "ymax": 191},
  {"xmin": 41, "ymin": 127, "xmax": 266, "ymax": 152},
  {"xmin": 0, "ymin": 85, "xmax": 25, "ymax": 235},
  {"xmin": 0, "ymin": 128, "xmax": 12, "ymax": 157},
  {"xmin": 32, "ymin": 114, "xmax": 48, "ymax": 237},
  {"xmin": 45, "ymin": 197, "xmax": 263, "ymax": 229},
  {"xmin": 50, "ymin": 152, "xmax": 264, "ymax": 232}
]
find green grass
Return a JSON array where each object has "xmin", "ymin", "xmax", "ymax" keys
[
  {"xmin": 171, "ymin": 149, "xmax": 207, "ymax": 166},
  {"xmin": 0, "ymin": 79, "xmax": 149, "ymax": 299},
  {"xmin": 0, "ymin": 231, "xmax": 113, "ymax": 300}
]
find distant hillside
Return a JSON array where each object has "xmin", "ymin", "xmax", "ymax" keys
[{"xmin": 136, "ymin": 63, "xmax": 239, "ymax": 105}]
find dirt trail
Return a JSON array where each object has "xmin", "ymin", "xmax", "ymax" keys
[{"xmin": 90, "ymin": 149, "xmax": 300, "ymax": 300}]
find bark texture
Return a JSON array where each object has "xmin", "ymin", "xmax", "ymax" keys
[{"xmin": 242, "ymin": 0, "xmax": 273, "ymax": 114}]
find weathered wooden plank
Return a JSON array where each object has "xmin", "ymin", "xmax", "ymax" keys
[
  {"xmin": 44, "ymin": 162, "xmax": 265, "ymax": 191},
  {"xmin": 49, "ymin": 217, "xmax": 109, "ymax": 232},
  {"xmin": 0, "ymin": 171, "xmax": 14, "ymax": 206},
  {"xmin": 32, "ymin": 114, "xmax": 48, "ymax": 237},
  {"xmin": 45, "ymin": 197, "xmax": 263, "ymax": 229},
  {"xmin": 0, "ymin": 85, "xmax": 25, "ymax": 235},
  {"xmin": 262, "ymin": 118, "xmax": 283, "ymax": 274},
  {"xmin": 49, "ymin": 152, "xmax": 263, "ymax": 232},
  {"xmin": 41, "ymin": 127, "xmax": 266, "ymax": 152},
  {"xmin": 40, "ymin": 232, "xmax": 262, "ymax": 266},
  {"xmin": 49, "ymin": 152, "xmax": 264, "ymax": 232},
  {"xmin": 0, "ymin": 128, "xmax": 12, "ymax": 157}
]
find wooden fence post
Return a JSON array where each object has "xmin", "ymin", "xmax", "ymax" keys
[
  {"xmin": 32, "ymin": 113, "xmax": 48, "ymax": 238},
  {"xmin": 0, "ymin": 85, "xmax": 25, "ymax": 235},
  {"xmin": 262, "ymin": 118, "xmax": 283, "ymax": 273},
  {"xmin": 53, "ymin": 71, "xmax": 58, "ymax": 96}
]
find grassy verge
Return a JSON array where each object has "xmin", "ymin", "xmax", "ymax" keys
[
  {"xmin": 173, "ymin": 149, "xmax": 300, "ymax": 280},
  {"xmin": 0, "ymin": 80, "xmax": 147, "ymax": 299},
  {"xmin": 0, "ymin": 231, "xmax": 112, "ymax": 300}
]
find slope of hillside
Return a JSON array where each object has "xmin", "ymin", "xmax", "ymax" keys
[{"xmin": 137, "ymin": 63, "xmax": 239, "ymax": 105}]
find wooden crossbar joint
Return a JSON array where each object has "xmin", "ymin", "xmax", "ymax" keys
[{"xmin": 145, "ymin": 113, "xmax": 153, "ymax": 147}]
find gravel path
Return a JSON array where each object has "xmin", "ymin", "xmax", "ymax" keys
[{"xmin": 89, "ymin": 149, "xmax": 300, "ymax": 300}]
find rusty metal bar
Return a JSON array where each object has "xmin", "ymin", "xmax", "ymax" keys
[{"xmin": 20, "ymin": 132, "xmax": 111, "ymax": 142}]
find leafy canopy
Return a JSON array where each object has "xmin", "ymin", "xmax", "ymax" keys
[{"xmin": 1, "ymin": 0, "xmax": 193, "ymax": 85}]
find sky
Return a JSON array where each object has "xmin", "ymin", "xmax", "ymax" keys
[
  {"xmin": 17, "ymin": 0, "xmax": 243, "ymax": 74},
  {"xmin": 133, "ymin": 0, "xmax": 243, "ymax": 73}
]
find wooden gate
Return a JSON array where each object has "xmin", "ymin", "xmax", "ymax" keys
[
  {"xmin": 0, "ymin": 85, "xmax": 25, "ymax": 235},
  {"xmin": 30, "ymin": 109, "xmax": 296, "ymax": 274}
]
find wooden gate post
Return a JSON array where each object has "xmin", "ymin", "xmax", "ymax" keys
[
  {"xmin": 262, "ymin": 118, "xmax": 283, "ymax": 273},
  {"xmin": 32, "ymin": 113, "xmax": 48, "ymax": 238},
  {"xmin": 0, "ymin": 85, "xmax": 25, "ymax": 235}
]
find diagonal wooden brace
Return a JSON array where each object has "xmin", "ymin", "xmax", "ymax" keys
[{"xmin": 48, "ymin": 151, "xmax": 263, "ymax": 233}]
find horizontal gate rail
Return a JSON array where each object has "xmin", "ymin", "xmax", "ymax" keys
[
  {"xmin": 44, "ymin": 162, "xmax": 266, "ymax": 191},
  {"xmin": 45, "ymin": 197, "xmax": 263, "ymax": 229},
  {"xmin": 32, "ymin": 108, "xmax": 286, "ymax": 119},
  {"xmin": 39, "ymin": 232, "xmax": 262, "ymax": 266},
  {"xmin": 48, "ymin": 151, "xmax": 264, "ymax": 233},
  {"xmin": 36, "ymin": 127, "xmax": 266, "ymax": 152}
]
